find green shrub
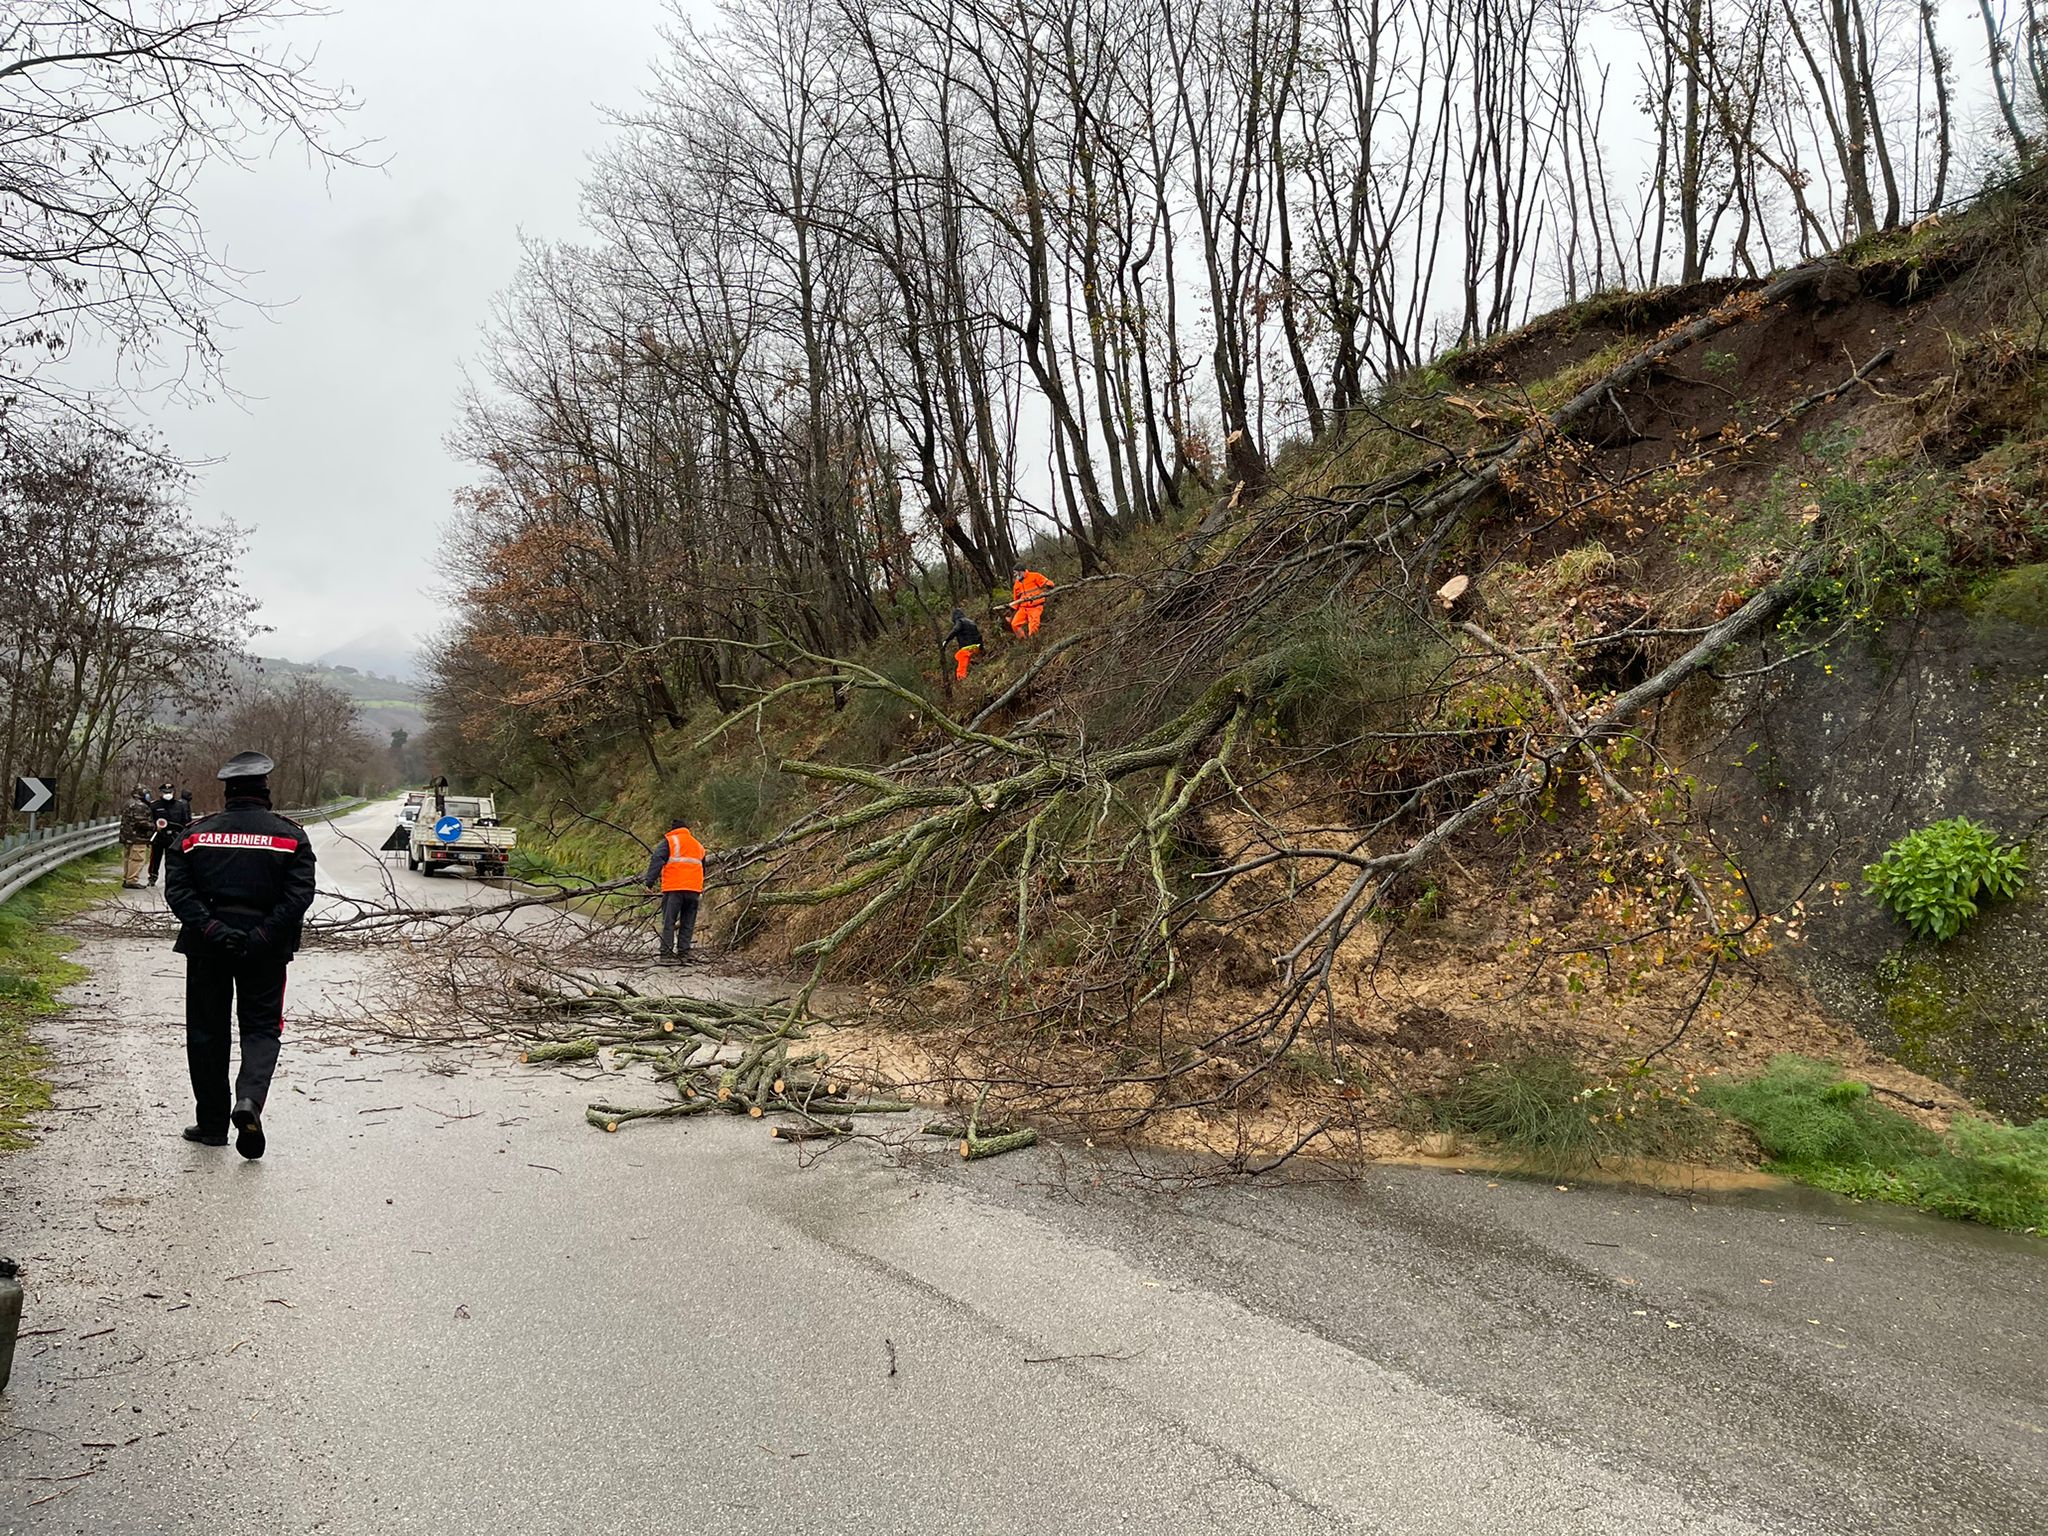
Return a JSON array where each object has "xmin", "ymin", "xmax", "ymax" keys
[
  {"xmin": 1437, "ymin": 1053, "xmax": 1603, "ymax": 1172},
  {"xmin": 1433, "ymin": 1051, "xmax": 1717, "ymax": 1175},
  {"xmin": 1703, "ymin": 1055, "xmax": 2048, "ymax": 1231},
  {"xmin": 703, "ymin": 769, "xmax": 791, "ymax": 843},
  {"xmin": 1703, "ymin": 1056, "xmax": 1935, "ymax": 1165},
  {"xmin": 1863, "ymin": 817, "xmax": 2029, "ymax": 941},
  {"xmin": 1264, "ymin": 601, "xmax": 1448, "ymax": 748},
  {"xmin": 825, "ymin": 654, "xmax": 930, "ymax": 766}
]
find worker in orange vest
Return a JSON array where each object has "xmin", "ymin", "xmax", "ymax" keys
[
  {"xmin": 641, "ymin": 813, "xmax": 707, "ymax": 964},
  {"xmin": 1009, "ymin": 564, "xmax": 1053, "ymax": 638}
]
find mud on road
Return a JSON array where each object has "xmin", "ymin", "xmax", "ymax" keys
[{"xmin": 0, "ymin": 804, "xmax": 2042, "ymax": 1535}]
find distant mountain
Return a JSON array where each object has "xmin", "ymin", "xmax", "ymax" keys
[{"xmin": 316, "ymin": 624, "xmax": 421, "ymax": 684}]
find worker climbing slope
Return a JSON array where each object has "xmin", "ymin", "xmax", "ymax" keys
[
  {"xmin": 942, "ymin": 605, "xmax": 983, "ymax": 682},
  {"xmin": 1009, "ymin": 563, "xmax": 1053, "ymax": 638}
]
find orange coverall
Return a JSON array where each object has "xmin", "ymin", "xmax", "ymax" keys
[{"xmin": 1009, "ymin": 568, "xmax": 1053, "ymax": 637}]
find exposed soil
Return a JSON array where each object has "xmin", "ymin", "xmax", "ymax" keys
[{"xmin": 650, "ymin": 237, "xmax": 2044, "ymax": 1167}]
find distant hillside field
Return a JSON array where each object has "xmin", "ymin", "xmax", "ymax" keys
[{"xmin": 250, "ymin": 656, "xmax": 426, "ymax": 742}]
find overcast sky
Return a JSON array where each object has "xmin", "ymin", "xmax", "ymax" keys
[
  {"xmin": 136, "ymin": 0, "xmax": 684, "ymax": 664},
  {"xmin": 115, "ymin": 0, "xmax": 2000, "ymax": 670}
]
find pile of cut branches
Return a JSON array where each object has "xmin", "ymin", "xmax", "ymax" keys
[{"xmin": 509, "ymin": 978, "xmax": 971, "ymax": 1147}]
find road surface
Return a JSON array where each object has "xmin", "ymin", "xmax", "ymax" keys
[{"xmin": 0, "ymin": 802, "xmax": 2041, "ymax": 1533}]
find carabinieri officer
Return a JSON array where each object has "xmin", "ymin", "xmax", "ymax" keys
[{"xmin": 163, "ymin": 751, "xmax": 318, "ymax": 1159}]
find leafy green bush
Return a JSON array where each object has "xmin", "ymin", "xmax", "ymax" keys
[
  {"xmin": 1863, "ymin": 817, "xmax": 2029, "ymax": 941},
  {"xmin": 1704, "ymin": 1055, "xmax": 2048, "ymax": 1231}
]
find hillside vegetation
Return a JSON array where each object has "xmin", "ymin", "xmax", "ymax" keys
[{"xmin": 429, "ymin": 184, "xmax": 2048, "ymax": 1210}]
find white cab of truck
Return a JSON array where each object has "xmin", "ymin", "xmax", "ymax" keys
[{"xmin": 406, "ymin": 792, "xmax": 517, "ymax": 878}]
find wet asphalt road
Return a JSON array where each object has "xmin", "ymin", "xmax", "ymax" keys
[{"xmin": 0, "ymin": 803, "xmax": 2041, "ymax": 1534}]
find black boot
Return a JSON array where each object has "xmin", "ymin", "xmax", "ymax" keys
[
  {"xmin": 231, "ymin": 1098, "xmax": 265, "ymax": 1161},
  {"xmin": 182, "ymin": 1124, "xmax": 227, "ymax": 1146}
]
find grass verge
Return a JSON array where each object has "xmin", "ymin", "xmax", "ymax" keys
[
  {"xmin": 1703, "ymin": 1055, "xmax": 2047, "ymax": 1233},
  {"xmin": 1427, "ymin": 1052, "xmax": 1725, "ymax": 1177},
  {"xmin": 0, "ymin": 851, "xmax": 120, "ymax": 1150},
  {"xmin": 1430, "ymin": 1050, "xmax": 2046, "ymax": 1231}
]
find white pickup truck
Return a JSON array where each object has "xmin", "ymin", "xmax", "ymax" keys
[{"xmin": 405, "ymin": 791, "xmax": 517, "ymax": 878}]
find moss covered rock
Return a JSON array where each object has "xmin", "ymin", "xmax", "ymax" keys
[
  {"xmin": 1975, "ymin": 563, "xmax": 2048, "ymax": 629},
  {"xmin": 1699, "ymin": 609, "xmax": 2048, "ymax": 1117}
]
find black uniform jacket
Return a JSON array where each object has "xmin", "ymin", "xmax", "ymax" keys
[
  {"xmin": 943, "ymin": 613, "xmax": 983, "ymax": 651},
  {"xmin": 149, "ymin": 794, "xmax": 192, "ymax": 846},
  {"xmin": 164, "ymin": 798, "xmax": 318, "ymax": 959}
]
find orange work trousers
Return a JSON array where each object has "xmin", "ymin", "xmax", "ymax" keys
[
  {"xmin": 1010, "ymin": 602, "xmax": 1043, "ymax": 638},
  {"xmin": 954, "ymin": 644, "xmax": 981, "ymax": 680}
]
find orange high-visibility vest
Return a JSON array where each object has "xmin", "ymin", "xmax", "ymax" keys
[
  {"xmin": 1012, "ymin": 569, "xmax": 1053, "ymax": 608},
  {"xmin": 660, "ymin": 827, "xmax": 706, "ymax": 893}
]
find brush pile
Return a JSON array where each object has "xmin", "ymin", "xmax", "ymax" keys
[{"xmin": 507, "ymin": 978, "xmax": 1035, "ymax": 1151}]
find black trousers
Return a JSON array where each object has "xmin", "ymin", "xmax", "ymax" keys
[
  {"xmin": 147, "ymin": 837, "xmax": 171, "ymax": 883},
  {"xmin": 660, "ymin": 891, "xmax": 701, "ymax": 956},
  {"xmin": 185, "ymin": 952, "xmax": 288, "ymax": 1131}
]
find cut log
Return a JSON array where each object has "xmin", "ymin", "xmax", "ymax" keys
[
  {"xmin": 770, "ymin": 1121, "xmax": 852, "ymax": 1142},
  {"xmin": 961, "ymin": 1129, "xmax": 1038, "ymax": 1161},
  {"xmin": 584, "ymin": 1099, "xmax": 719, "ymax": 1130},
  {"xmin": 523, "ymin": 1038, "xmax": 601, "ymax": 1063}
]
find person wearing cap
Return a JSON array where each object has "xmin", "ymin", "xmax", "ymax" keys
[
  {"xmin": 118, "ymin": 786, "xmax": 154, "ymax": 889},
  {"xmin": 144, "ymin": 780, "xmax": 191, "ymax": 887},
  {"xmin": 162, "ymin": 751, "xmax": 317, "ymax": 1159}
]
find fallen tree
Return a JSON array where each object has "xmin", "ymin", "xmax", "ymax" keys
[
  {"xmin": 430, "ymin": 255, "xmax": 1987, "ymax": 1166},
  {"xmin": 677, "ymin": 284, "xmax": 1912, "ymax": 1152}
]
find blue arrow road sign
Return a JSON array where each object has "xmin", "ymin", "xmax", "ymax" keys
[{"xmin": 434, "ymin": 815, "xmax": 464, "ymax": 844}]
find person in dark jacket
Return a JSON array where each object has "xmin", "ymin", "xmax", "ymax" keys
[
  {"xmin": 119, "ymin": 786, "xmax": 154, "ymax": 888},
  {"xmin": 163, "ymin": 751, "xmax": 317, "ymax": 1159},
  {"xmin": 942, "ymin": 606, "xmax": 983, "ymax": 682},
  {"xmin": 145, "ymin": 781, "xmax": 192, "ymax": 886},
  {"xmin": 641, "ymin": 814, "xmax": 707, "ymax": 963}
]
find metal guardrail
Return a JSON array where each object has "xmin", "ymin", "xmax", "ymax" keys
[
  {"xmin": 0, "ymin": 818, "xmax": 121, "ymax": 907},
  {"xmin": 0, "ymin": 798, "xmax": 359, "ymax": 908}
]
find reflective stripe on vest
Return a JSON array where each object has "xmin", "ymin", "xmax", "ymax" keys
[
  {"xmin": 183, "ymin": 831, "xmax": 298, "ymax": 853},
  {"xmin": 662, "ymin": 829, "xmax": 705, "ymax": 892}
]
